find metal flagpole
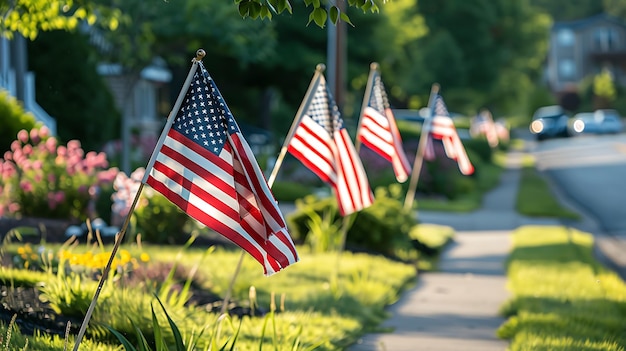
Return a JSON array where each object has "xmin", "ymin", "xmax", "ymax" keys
[
  {"xmin": 220, "ymin": 64, "xmax": 326, "ymax": 315},
  {"xmin": 353, "ymin": 62, "xmax": 377, "ymax": 154},
  {"xmin": 403, "ymin": 83, "xmax": 440, "ymax": 211},
  {"xmin": 72, "ymin": 50, "xmax": 204, "ymax": 351},
  {"xmin": 266, "ymin": 64, "xmax": 326, "ymax": 186},
  {"xmin": 334, "ymin": 62, "xmax": 377, "ymax": 254}
]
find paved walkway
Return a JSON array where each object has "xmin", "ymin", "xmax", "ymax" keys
[{"xmin": 348, "ymin": 151, "xmax": 561, "ymax": 351}]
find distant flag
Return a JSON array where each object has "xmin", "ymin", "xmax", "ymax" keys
[
  {"xmin": 142, "ymin": 61, "xmax": 298, "ymax": 276},
  {"xmin": 357, "ymin": 67, "xmax": 412, "ymax": 183},
  {"xmin": 470, "ymin": 109, "xmax": 499, "ymax": 148},
  {"xmin": 287, "ymin": 70, "xmax": 374, "ymax": 216},
  {"xmin": 424, "ymin": 94, "xmax": 474, "ymax": 175}
]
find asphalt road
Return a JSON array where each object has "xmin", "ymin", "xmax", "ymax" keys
[{"xmin": 527, "ymin": 132, "xmax": 626, "ymax": 237}]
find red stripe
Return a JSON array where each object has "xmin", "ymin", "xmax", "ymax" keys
[
  {"xmin": 146, "ymin": 176, "xmax": 280, "ymax": 274},
  {"xmin": 167, "ymin": 129, "xmax": 232, "ymax": 171},
  {"xmin": 335, "ymin": 130, "xmax": 360, "ymax": 213},
  {"xmin": 151, "ymin": 160, "xmax": 238, "ymax": 220},
  {"xmin": 230, "ymin": 134, "xmax": 286, "ymax": 227},
  {"xmin": 287, "ymin": 143, "xmax": 335, "ymax": 185}
]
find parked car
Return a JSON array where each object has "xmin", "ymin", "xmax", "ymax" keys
[
  {"xmin": 529, "ymin": 105, "xmax": 571, "ymax": 140},
  {"xmin": 569, "ymin": 109, "xmax": 624, "ymax": 135}
]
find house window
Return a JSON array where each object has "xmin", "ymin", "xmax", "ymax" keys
[
  {"xmin": 594, "ymin": 27, "xmax": 618, "ymax": 51},
  {"xmin": 557, "ymin": 29, "xmax": 575, "ymax": 46},
  {"xmin": 559, "ymin": 59, "xmax": 576, "ymax": 78}
]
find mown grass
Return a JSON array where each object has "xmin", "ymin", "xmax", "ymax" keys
[
  {"xmin": 0, "ymin": 223, "xmax": 454, "ymax": 350},
  {"xmin": 515, "ymin": 166, "xmax": 580, "ymax": 219},
  {"xmin": 498, "ymin": 225, "xmax": 626, "ymax": 350}
]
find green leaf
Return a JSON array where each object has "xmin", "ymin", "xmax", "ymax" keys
[
  {"xmin": 340, "ymin": 12, "xmax": 354, "ymax": 27},
  {"xmin": 155, "ymin": 295, "xmax": 186, "ymax": 349},
  {"xmin": 303, "ymin": 0, "xmax": 313, "ymax": 7},
  {"xmin": 151, "ymin": 304, "xmax": 167, "ymax": 351},
  {"xmin": 329, "ymin": 6, "xmax": 339, "ymax": 25},
  {"xmin": 260, "ymin": 6, "xmax": 273, "ymax": 19},
  {"xmin": 312, "ymin": 8, "xmax": 327, "ymax": 27},
  {"xmin": 312, "ymin": 0, "xmax": 321, "ymax": 8},
  {"xmin": 104, "ymin": 325, "xmax": 138, "ymax": 351},
  {"xmin": 276, "ymin": 0, "xmax": 292, "ymax": 13},
  {"xmin": 238, "ymin": 1, "xmax": 252, "ymax": 17}
]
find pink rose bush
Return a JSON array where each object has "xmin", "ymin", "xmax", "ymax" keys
[{"xmin": 0, "ymin": 126, "xmax": 118, "ymax": 221}]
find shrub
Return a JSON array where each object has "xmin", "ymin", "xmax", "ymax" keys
[
  {"xmin": 0, "ymin": 126, "xmax": 118, "ymax": 222},
  {"xmin": 286, "ymin": 184, "xmax": 416, "ymax": 256},
  {"xmin": 111, "ymin": 168, "xmax": 194, "ymax": 245},
  {"xmin": 0, "ymin": 89, "xmax": 37, "ymax": 154}
]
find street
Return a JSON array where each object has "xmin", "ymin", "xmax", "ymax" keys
[{"xmin": 526, "ymin": 131, "xmax": 626, "ymax": 278}]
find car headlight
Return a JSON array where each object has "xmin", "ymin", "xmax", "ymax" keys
[
  {"xmin": 572, "ymin": 119, "xmax": 585, "ymax": 133},
  {"xmin": 530, "ymin": 120, "xmax": 544, "ymax": 134}
]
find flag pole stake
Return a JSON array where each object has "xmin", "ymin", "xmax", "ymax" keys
[
  {"xmin": 72, "ymin": 50, "xmax": 203, "ymax": 351},
  {"xmin": 220, "ymin": 65, "xmax": 325, "ymax": 314},
  {"xmin": 72, "ymin": 183, "xmax": 145, "ymax": 351},
  {"xmin": 267, "ymin": 64, "xmax": 326, "ymax": 186},
  {"xmin": 353, "ymin": 62, "xmax": 378, "ymax": 154},
  {"xmin": 403, "ymin": 83, "xmax": 440, "ymax": 211}
]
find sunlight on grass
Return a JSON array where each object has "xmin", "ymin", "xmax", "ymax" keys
[
  {"xmin": 498, "ymin": 225, "xmax": 626, "ymax": 351},
  {"xmin": 516, "ymin": 167, "xmax": 580, "ymax": 219}
]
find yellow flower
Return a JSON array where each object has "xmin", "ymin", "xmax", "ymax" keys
[
  {"xmin": 119, "ymin": 250, "xmax": 131, "ymax": 265},
  {"xmin": 140, "ymin": 252, "xmax": 150, "ymax": 262},
  {"xmin": 17, "ymin": 247, "xmax": 25, "ymax": 255}
]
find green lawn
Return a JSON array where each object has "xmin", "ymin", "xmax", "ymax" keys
[{"xmin": 498, "ymin": 225, "xmax": 626, "ymax": 350}]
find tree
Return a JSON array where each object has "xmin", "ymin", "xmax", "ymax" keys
[
  {"xmin": 0, "ymin": 0, "xmax": 120, "ymax": 39},
  {"xmin": 1, "ymin": 0, "xmax": 384, "ymax": 41}
]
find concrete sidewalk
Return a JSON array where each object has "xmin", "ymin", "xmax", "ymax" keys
[{"xmin": 348, "ymin": 151, "xmax": 560, "ymax": 351}]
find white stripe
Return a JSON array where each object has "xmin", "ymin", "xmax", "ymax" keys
[
  {"xmin": 289, "ymin": 134, "xmax": 337, "ymax": 183},
  {"xmin": 149, "ymin": 167, "xmax": 280, "ymax": 274},
  {"xmin": 152, "ymin": 150, "xmax": 239, "ymax": 211}
]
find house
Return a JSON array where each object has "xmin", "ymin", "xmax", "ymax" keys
[
  {"xmin": 547, "ymin": 13, "xmax": 626, "ymax": 95},
  {"xmin": 0, "ymin": 35, "xmax": 57, "ymax": 134}
]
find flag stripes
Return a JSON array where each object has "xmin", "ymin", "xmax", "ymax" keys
[
  {"xmin": 144, "ymin": 62, "xmax": 298, "ymax": 275},
  {"xmin": 357, "ymin": 71, "xmax": 411, "ymax": 183},
  {"xmin": 287, "ymin": 73, "xmax": 373, "ymax": 216}
]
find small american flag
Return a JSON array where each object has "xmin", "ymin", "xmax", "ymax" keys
[
  {"xmin": 287, "ymin": 73, "xmax": 373, "ymax": 216},
  {"xmin": 357, "ymin": 71, "xmax": 411, "ymax": 183},
  {"xmin": 424, "ymin": 94, "xmax": 474, "ymax": 175},
  {"xmin": 471, "ymin": 110, "xmax": 499, "ymax": 148},
  {"xmin": 143, "ymin": 62, "xmax": 298, "ymax": 275}
]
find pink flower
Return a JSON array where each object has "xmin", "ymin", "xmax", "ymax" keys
[
  {"xmin": 19, "ymin": 181, "xmax": 33, "ymax": 193},
  {"xmin": 3, "ymin": 151, "xmax": 12, "ymax": 161},
  {"xmin": 47, "ymin": 174, "xmax": 56, "ymax": 183},
  {"xmin": 67, "ymin": 140, "xmax": 81, "ymax": 151},
  {"xmin": 8, "ymin": 203, "xmax": 19, "ymax": 213},
  {"xmin": 17, "ymin": 130, "xmax": 29, "ymax": 143},
  {"xmin": 45, "ymin": 137, "xmax": 57, "ymax": 153},
  {"xmin": 57, "ymin": 145, "xmax": 67, "ymax": 157},
  {"xmin": 29, "ymin": 128, "xmax": 40, "ymax": 144},
  {"xmin": 10, "ymin": 140, "xmax": 20, "ymax": 152},
  {"xmin": 39, "ymin": 126, "xmax": 50, "ymax": 138},
  {"xmin": 22, "ymin": 145, "xmax": 32, "ymax": 155},
  {"xmin": 32, "ymin": 160, "xmax": 43, "ymax": 170}
]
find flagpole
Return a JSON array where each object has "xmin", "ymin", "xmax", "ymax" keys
[
  {"xmin": 266, "ymin": 63, "xmax": 326, "ymax": 186},
  {"xmin": 72, "ymin": 50, "xmax": 204, "ymax": 351},
  {"xmin": 221, "ymin": 64, "xmax": 326, "ymax": 315},
  {"xmin": 403, "ymin": 83, "xmax": 440, "ymax": 211},
  {"xmin": 353, "ymin": 62, "xmax": 377, "ymax": 154}
]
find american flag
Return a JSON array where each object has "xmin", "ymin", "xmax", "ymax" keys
[
  {"xmin": 471, "ymin": 110, "xmax": 499, "ymax": 148},
  {"xmin": 142, "ymin": 62, "xmax": 298, "ymax": 276},
  {"xmin": 287, "ymin": 73, "xmax": 373, "ymax": 216},
  {"xmin": 357, "ymin": 71, "xmax": 412, "ymax": 183},
  {"xmin": 424, "ymin": 94, "xmax": 474, "ymax": 175}
]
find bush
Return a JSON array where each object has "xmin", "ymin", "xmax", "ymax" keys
[
  {"xmin": 111, "ymin": 168, "xmax": 194, "ymax": 245},
  {"xmin": 286, "ymin": 184, "xmax": 417, "ymax": 256},
  {"xmin": 0, "ymin": 126, "xmax": 118, "ymax": 222},
  {"xmin": 0, "ymin": 90, "xmax": 37, "ymax": 154}
]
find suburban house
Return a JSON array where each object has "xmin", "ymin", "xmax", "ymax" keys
[
  {"xmin": 0, "ymin": 35, "xmax": 57, "ymax": 134},
  {"xmin": 547, "ymin": 13, "xmax": 626, "ymax": 95}
]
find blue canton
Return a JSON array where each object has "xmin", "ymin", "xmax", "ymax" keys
[
  {"xmin": 306, "ymin": 79, "xmax": 344, "ymax": 135},
  {"xmin": 173, "ymin": 62, "xmax": 240, "ymax": 156},
  {"xmin": 433, "ymin": 95, "xmax": 450, "ymax": 117}
]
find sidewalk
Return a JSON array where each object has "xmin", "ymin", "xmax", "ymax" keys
[{"xmin": 348, "ymin": 150, "xmax": 560, "ymax": 351}]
